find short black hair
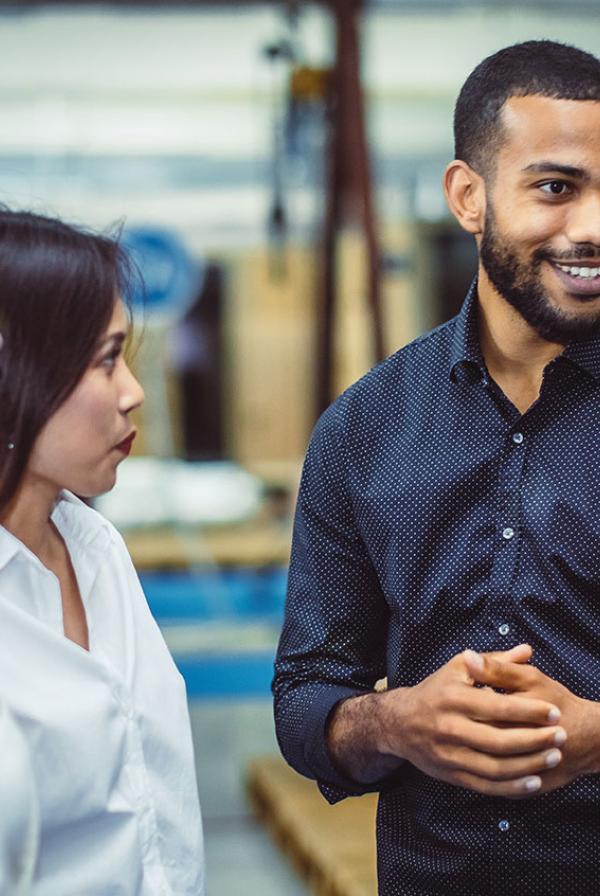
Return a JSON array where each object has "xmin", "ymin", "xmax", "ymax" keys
[
  {"xmin": 0, "ymin": 208, "xmax": 138, "ymax": 513},
  {"xmin": 454, "ymin": 40, "xmax": 600, "ymax": 177}
]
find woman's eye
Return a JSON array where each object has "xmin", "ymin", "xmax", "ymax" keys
[
  {"xmin": 101, "ymin": 351, "xmax": 120, "ymax": 370},
  {"xmin": 539, "ymin": 180, "xmax": 571, "ymax": 196}
]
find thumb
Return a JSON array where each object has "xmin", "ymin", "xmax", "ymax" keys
[
  {"xmin": 486, "ymin": 643, "xmax": 533, "ymax": 664},
  {"xmin": 462, "ymin": 643, "xmax": 532, "ymax": 684}
]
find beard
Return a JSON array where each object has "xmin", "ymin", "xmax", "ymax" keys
[{"xmin": 479, "ymin": 205, "xmax": 600, "ymax": 344}]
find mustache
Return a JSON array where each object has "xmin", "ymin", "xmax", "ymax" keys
[{"xmin": 535, "ymin": 243, "xmax": 600, "ymax": 263}]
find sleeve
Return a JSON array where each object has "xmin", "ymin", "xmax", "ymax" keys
[
  {"xmin": 272, "ymin": 400, "xmax": 393, "ymax": 803},
  {"xmin": 0, "ymin": 700, "xmax": 39, "ymax": 895}
]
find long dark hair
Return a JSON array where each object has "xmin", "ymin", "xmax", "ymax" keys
[{"xmin": 0, "ymin": 207, "xmax": 136, "ymax": 514}]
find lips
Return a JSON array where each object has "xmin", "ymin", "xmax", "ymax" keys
[
  {"xmin": 550, "ymin": 261, "xmax": 600, "ymax": 298},
  {"xmin": 114, "ymin": 432, "xmax": 136, "ymax": 456}
]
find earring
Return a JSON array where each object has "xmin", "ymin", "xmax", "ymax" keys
[{"xmin": 7, "ymin": 441, "xmax": 14, "ymax": 450}]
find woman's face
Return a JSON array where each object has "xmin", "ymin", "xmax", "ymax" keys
[{"xmin": 27, "ymin": 301, "xmax": 145, "ymax": 498}]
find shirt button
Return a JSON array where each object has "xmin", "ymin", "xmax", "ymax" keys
[
  {"xmin": 512, "ymin": 432, "xmax": 524, "ymax": 445},
  {"xmin": 498, "ymin": 623, "xmax": 510, "ymax": 636},
  {"xmin": 498, "ymin": 819, "xmax": 510, "ymax": 832},
  {"xmin": 502, "ymin": 527, "xmax": 515, "ymax": 540}
]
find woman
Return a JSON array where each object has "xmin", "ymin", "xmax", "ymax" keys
[{"xmin": 0, "ymin": 208, "xmax": 205, "ymax": 895}]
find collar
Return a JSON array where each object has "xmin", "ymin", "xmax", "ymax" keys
[
  {"xmin": 449, "ymin": 278, "xmax": 600, "ymax": 384},
  {"xmin": 560, "ymin": 335, "xmax": 600, "ymax": 382},
  {"xmin": 0, "ymin": 491, "xmax": 112, "ymax": 576},
  {"xmin": 449, "ymin": 278, "xmax": 487, "ymax": 384},
  {"xmin": 0, "ymin": 529, "xmax": 20, "ymax": 576}
]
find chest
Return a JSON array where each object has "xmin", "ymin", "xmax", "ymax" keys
[
  {"xmin": 0, "ymin": 588, "xmax": 188, "ymax": 825},
  {"xmin": 350, "ymin": 380, "xmax": 600, "ymax": 586},
  {"xmin": 51, "ymin": 554, "xmax": 89, "ymax": 651}
]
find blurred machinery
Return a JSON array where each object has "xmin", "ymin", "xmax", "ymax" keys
[{"xmin": 263, "ymin": 0, "xmax": 384, "ymax": 413}]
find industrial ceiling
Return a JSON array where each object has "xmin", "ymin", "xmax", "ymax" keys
[{"xmin": 0, "ymin": 0, "xmax": 597, "ymax": 9}]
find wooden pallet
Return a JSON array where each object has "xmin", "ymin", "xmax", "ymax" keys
[{"xmin": 246, "ymin": 756, "xmax": 377, "ymax": 896}]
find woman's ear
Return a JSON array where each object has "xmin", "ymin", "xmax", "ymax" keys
[{"xmin": 443, "ymin": 160, "xmax": 486, "ymax": 235}]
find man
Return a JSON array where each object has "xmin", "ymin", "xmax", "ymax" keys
[{"xmin": 273, "ymin": 40, "xmax": 600, "ymax": 895}]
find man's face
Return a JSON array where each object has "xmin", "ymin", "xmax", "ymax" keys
[{"xmin": 479, "ymin": 95, "xmax": 600, "ymax": 343}]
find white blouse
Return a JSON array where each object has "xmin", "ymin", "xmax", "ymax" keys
[
  {"xmin": 0, "ymin": 492, "xmax": 205, "ymax": 896},
  {"xmin": 0, "ymin": 699, "xmax": 38, "ymax": 895}
]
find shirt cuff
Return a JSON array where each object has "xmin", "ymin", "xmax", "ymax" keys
[{"xmin": 302, "ymin": 683, "xmax": 389, "ymax": 804}]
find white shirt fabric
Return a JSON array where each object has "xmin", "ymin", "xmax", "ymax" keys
[
  {"xmin": 0, "ymin": 699, "xmax": 39, "ymax": 896},
  {"xmin": 0, "ymin": 491, "xmax": 205, "ymax": 896}
]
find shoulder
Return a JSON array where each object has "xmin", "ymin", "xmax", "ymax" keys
[
  {"xmin": 57, "ymin": 493, "xmax": 155, "ymax": 618},
  {"xmin": 55, "ymin": 491, "xmax": 131, "ymax": 560},
  {"xmin": 321, "ymin": 317, "xmax": 457, "ymax": 438}
]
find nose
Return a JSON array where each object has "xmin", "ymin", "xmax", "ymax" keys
[
  {"xmin": 565, "ymin": 190, "xmax": 600, "ymax": 250},
  {"xmin": 118, "ymin": 362, "xmax": 145, "ymax": 414}
]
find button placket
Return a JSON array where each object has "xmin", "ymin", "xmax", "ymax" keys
[{"xmin": 484, "ymin": 422, "xmax": 529, "ymax": 647}]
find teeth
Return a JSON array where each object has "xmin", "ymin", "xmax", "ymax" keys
[{"xmin": 557, "ymin": 264, "xmax": 600, "ymax": 278}]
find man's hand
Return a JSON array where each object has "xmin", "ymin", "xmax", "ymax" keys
[
  {"xmin": 327, "ymin": 644, "xmax": 566, "ymax": 798},
  {"xmin": 463, "ymin": 648, "xmax": 600, "ymax": 794}
]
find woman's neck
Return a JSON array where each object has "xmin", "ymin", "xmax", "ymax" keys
[{"xmin": 1, "ymin": 475, "xmax": 60, "ymax": 563}]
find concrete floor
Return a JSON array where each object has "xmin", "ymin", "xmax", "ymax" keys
[{"xmin": 189, "ymin": 699, "xmax": 307, "ymax": 896}]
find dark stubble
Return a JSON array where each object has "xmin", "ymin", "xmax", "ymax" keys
[{"xmin": 479, "ymin": 204, "xmax": 600, "ymax": 343}]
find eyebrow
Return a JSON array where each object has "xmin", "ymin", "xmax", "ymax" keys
[
  {"xmin": 96, "ymin": 331, "xmax": 127, "ymax": 351},
  {"xmin": 522, "ymin": 162, "xmax": 589, "ymax": 181}
]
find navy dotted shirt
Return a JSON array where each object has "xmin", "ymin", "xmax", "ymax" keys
[{"xmin": 273, "ymin": 281, "xmax": 600, "ymax": 895}]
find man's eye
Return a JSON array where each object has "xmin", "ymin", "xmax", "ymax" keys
[{"xmin": 539, "ymin": 181, "xmax": 571, "ymax": 196}]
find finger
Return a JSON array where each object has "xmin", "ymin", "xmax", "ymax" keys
[
  {"xmin": 445, "ymin": 744, "xmax": 563, "ymax": 782},
  {"xmin": 464, "ymin": 650, "xmax": 537, "ymax": 691},
  {"xmin": 464, "ymin": 688, "xmax": 560, "ymax": 725},
  {"xmin": 455, "ymin": 645, "xmax": 531, "ymax": 684},
  {"xmin": 485, "ymin": 644, "xmax": 532, "ymax": 664},
  {"xmin": 456, "ymin": 720, "xmax": 567, "ymax": 756},
  {"xmin": 449, "ymin": 769, "xmax": 544, "ymax": 799}
]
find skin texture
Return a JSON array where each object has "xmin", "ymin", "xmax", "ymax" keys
[
  {"xmin": 445, "ymin": 95, "xmax": 600, "ymax": 412},
  {"xmin": 26, "ymin": 301, "xmax": 144, "ymax": 502},
  {"xmin": 327, "ymin": 95, "xmax": 600, "ymax": 797},
  {"xmin": 480, "ymin": 200, "xmax": 600, "ymax": 344},
  {"xmin": 1, "ymin": 301, "xmax": 144, "ymax": 649}
]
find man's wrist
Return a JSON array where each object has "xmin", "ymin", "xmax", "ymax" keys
[
  {"xmin": 326, "ymin": 690, "xmax": 405, "ymax": 785},
  {"xmin": 580, "ymin": 698, "xmax": 600, "ymax": 775}
]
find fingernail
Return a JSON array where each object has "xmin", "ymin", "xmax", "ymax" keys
[
  {"xmin": 553, "ymin": 729, "xmax": 567, "ymax": 747},
  {"xmin": 464, "ymin": 649, "xmax": 484, "ymax": 670},
  {"xmin": 523, "ymin": 776, "xmax": 541, "ymax": 792},
  {"xmin": 545, "ymin": 749, "xmax": 561, "ymax": 768},
  {"xmin": 547, "ymin": 707, "xmax": 561, "ymax": 723}
]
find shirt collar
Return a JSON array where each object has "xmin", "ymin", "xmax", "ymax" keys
[
  {"xmin": 449, "ymin": 278, "xmax": 487, "ymax": 383},
  {"xmin": 560, "ymin": 336, "xmax": 600, "ymax": 381},
  {"xmin": 450, "ymin": 278, "xmax": 600, "ymax": 384},
  {"xmin": 0, "ymin": 529, "xmax": 20, "ymax": 575},
  {"xmin": 0, "ymin": 490, "xmax": 112, "ymax": 576}
]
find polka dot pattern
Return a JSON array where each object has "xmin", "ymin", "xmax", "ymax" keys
[{"xmin": 273, "ymin": 281, "xmax": 600, "ymax": 894}]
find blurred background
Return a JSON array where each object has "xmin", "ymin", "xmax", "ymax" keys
[{"xmin": 1, "ymin": 1, "xmax": 599, "ymax": 892}]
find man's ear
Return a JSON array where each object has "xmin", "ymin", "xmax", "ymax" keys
[{"xmin": 443, "ymin": 160, "xmax": 486, "ymax": 235}]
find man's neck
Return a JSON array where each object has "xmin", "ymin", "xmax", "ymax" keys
[{"xmin": 476, "ymin": 267, "xmax": 564, "ymax": 414}]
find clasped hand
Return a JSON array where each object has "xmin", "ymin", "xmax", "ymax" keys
[{"xmin": 379, "ymin": 644, "xmax": 600, "ymax": 798}]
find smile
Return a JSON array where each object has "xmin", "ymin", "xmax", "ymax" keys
[
  {"xmin": 550, "ymin": 261, "xmax": 600, "ymax": 298},
  {"xmin": 555, "ymin": 263, "xmax": 600, "ymax": 279}
]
